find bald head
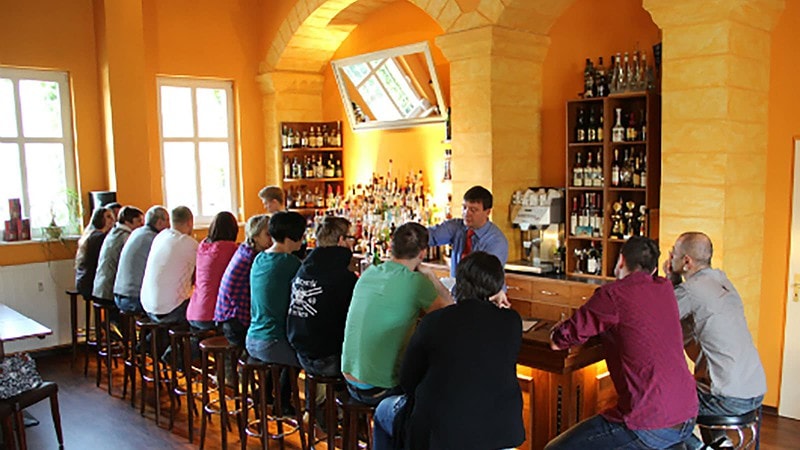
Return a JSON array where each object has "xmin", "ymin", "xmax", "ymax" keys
[{"xmin": 677, "ymin": 232, "xmax": 713, "ymax": 267}]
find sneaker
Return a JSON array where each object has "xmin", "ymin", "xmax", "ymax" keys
[{"xmin": 109, "ymin": 322, "xmax": 124, "ymax": 342}]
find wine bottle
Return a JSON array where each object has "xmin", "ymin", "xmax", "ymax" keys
[
  {"xmin": 576, "ymin": 108, "xmax": 586, "ymax": 142},
  {"xmin": 623, "ymin": 52, "xmax": 632, "ymax": 92},
  {"xmin": 573, "ymin": 153, "xmax": 583, "ymax": 187},
  {"xmin": 588, "ymin": 109, "xmax": 597, "ymax": 142},
  {"xmin": 583, "ymin": 58, "xmax": 595, "ymax": 98},
  {"xmin": 586, "ymin": 152, "xmax": 594, "ymax": 186},
  {"xmin": 612, "ymin": 108, "xmax": 625, "ymax": 143},
  {"xmin": 587, "ymin": 242, "xmax": 599, "ymax": 275},
  {"xmin": 595, "ymin": 57, "xmax": 607, "ymax": 97},
  {"xmin": 632, "ymin": 156, "xmax": 641, "ymax": 187},
  {"xmin": 594, "ymin": 151, "xmax": 603, "ymax": 187},
  {"xmin": 620, "ymin": 149, "xmax": 633, "ymax": 187},
  {"xmin": 596, "ymin": 110, "xmax": 604, "ymax": 142},
  {"xmin": 283, "ymin": 157, "xmax": 291, "ymax": 179},
  {"xmin": 281, "ymin": 126, "xmax": 288, "ymax": 148},
  {"xmin": 611, "ymin": 149, "xmax": 620, "ymax": 187},
  {"xmin": 570, "ymin": 197, "xmax": 578, "ymax": 236}
]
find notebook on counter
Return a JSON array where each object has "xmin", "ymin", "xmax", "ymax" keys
[{"xmin": 522, "ymin": 319, "xmax": 539, "ymax": 333}]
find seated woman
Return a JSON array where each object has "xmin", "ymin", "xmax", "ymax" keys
[
  {"xmin": 374, "ymin": 251, "xmax": 525, "ymax": 450},
  {"xmin": 75, "ymin": 207, "xmax": 115, "ymax": 300},
  {"xmin": 186, "ymin": 211, "xmax": 239, "ymax": 331},
  {"xmin": 214, "ymin": 214, "xmax": 271, "ymax": 348}
]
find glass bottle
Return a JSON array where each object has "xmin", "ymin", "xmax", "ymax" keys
[
  {"xmin": 570, "ymin": 197, "xmax": 578, "ymax": 236},
  {"xmin": 623, "ymin": 52, "xmax": 632, "ymax": 92},
  {"xmin": 611, "ymin": 149, "xmax": 620, "ymax": 187},
  {"xmin": 583, "ymin": 58, "xmax": 595, "ymax": 98},
  {"xmin": 612, "ymin": 108, "xmax": 625, "ymax": 143},
  {"xmin": 596, "ymin": 109, "xmax": 604, "ymax": 142},
  {"xmin": 576, "ymin": 108, "xmax": 586, "ymax": 142},
  {"xmin": 620, "ymin": 148, "xmax": 633, "ymax": 187},
  {"xmin": 443, "ymin": 149, "xmax": 452, "ymax": 181},
  {"xmin": 573, "ymin": 152, "xmax": 583, "ymax": 187},
  {"xmin": 631, "ymin": 52, "xmax": 641, "ymax": 92},
  {"xmin": 594, "ymin": 150, "xmax": 603, "ymax": 187},
  {"xmin": 588, "ymin": 109, "xmax": 597, "ymax": 142},
  {"xmin": 595, "ymin": 57, "xmax": 607, "ymax": 97},
  {"xmin": 283, "ymin": 157, "xmax": 291, "ymax": 179}
]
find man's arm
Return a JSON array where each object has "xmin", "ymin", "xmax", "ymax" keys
[
  {"xmin": 549, "ymin": 287, "xmax": 618, "ymax": 350},
  {"xmin": 427, "ymin": 219, "xmax": 459, "ymax": 247},
  {"xmin": 417, "ymin": 265, "xmax": 454, "ymax": 312}
]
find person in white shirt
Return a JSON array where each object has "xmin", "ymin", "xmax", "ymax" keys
[{"xmin": 141, "ymin": 206, "xmax": 198, "ymax": 327}]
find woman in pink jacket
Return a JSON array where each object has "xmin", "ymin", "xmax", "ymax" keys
[{"xmin": 187, "ymin": 211, "xmax": 239, "ymax": 330}]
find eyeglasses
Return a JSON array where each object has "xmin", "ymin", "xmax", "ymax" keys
[{"xmin": 344, "ymin": 235, "xmax": 356, "ymax": 242}]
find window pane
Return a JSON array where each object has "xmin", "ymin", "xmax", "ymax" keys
[
  {"xmin": 383, "ymin": 59, "xmax": 419, "ymax": 116},
  {"xmin": 0, "ymin": 79, "xmax": 18, "ymax": 137},
  {"xmin": 160, "ymin": 86, "xmax": 194, "ymax": 138},
  {"xmin": 196, "ymin": 88, "xmax": 228, "ymax": 138},
  {"xmin": 358, "ymin": 76, "xmax": 401, "ymax": 121},
  {"xmin": 198, "ymin": 142, "xmax": 232, "ymax": 215},
  {"xmin": 343, "ymin": 63, "xmax": 370, "ymax": 86},
  {"xmin": 19, "ymin": 79, "xmax": 63, "ymax": 138},
  {"xmin": 0, "ymin": 143, "xmax": 23, "ymax": 222},
  {"xmin": 163, "ymin": 142, "xmax": 198, "ymax": 212},
  {"xmin": 24, "ymin": 143, "xmax": 68, "ymax": 229}
]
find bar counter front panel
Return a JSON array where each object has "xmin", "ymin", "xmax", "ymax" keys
[{"xmin": 421, "ymin": 261, "xmax": 615, "ymax": 450}]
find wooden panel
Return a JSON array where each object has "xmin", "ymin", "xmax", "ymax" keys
[
  {"xmin": 506, "ymin": 275, "xmax": 533, "ymax": 300},
  {"xmin": 529, "ymin": 302, "xmax": 572, "ymax": 322},
  {"xmin": 530, "ymin": 278, "xmax": 572, "ymax": 304},
  {"xmin": 510, "ymin": 298, "xmax": 532, "ymax": 318},
  {"xmin": 570, "ymin": 283, "xmax": 599, "ymax": 304}
]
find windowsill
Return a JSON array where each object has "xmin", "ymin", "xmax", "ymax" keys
[{"xmin": 0, "ymin": 235, "xmax": 79, "ymax": 246}]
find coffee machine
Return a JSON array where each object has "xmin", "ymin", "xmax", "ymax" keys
[{"xmin": 509, "ymin": 188, "xmax": 565, "ymax": 274}]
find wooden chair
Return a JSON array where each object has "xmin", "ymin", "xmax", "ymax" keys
[{"xmin": 2, "ymin": 381, "xmax": 64, "ymax": 450}]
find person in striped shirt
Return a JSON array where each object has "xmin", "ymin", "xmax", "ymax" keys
[{"xmin": 214, "ymin": 214, "xmax": 271, "ymax": 348}]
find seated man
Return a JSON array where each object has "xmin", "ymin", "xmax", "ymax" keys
[
  {"xmin": 140, "ymin": 206, "xmax": 197, "ymax": 328},
  {"xmin": 246, "ymin": 211, "xmax": 307, "ymax": 413},
  {"xmin": 114, "ymin": 206, "xmax": 170, "ymax": 314},
  {"xmin": 287, "ymin": 216, "xmax": 357, "ymax": 377},
  {"xmin": 546, "ymin": 236, "xmax": 697, "ymax": 450},
  {"xmin": 341, "ymin": 222, "xmax": 453, "ymax": 406},
  {"xmin": 664, "ymin": 232, "xmax": 767, "ymax": 447},
  {"xmin": 93, "ymin": 206, "xmax": 144, "ymax": 304}
]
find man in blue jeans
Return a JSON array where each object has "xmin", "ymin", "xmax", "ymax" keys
[
  {"xmin": 546, "ymin": 237, "xmax": 697, "ymax": 449},
  {"xmin": 664, "ymin": 232, "xmax": 766, "ymax": 448}
]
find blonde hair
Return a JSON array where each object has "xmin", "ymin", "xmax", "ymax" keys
[
  {"xmin": 244, "ymin": 214, "xmax": 270, "ymax": 247},
  {"xmin": 315, "ymin": 216, "xmax": 351, "ymax": 247}
]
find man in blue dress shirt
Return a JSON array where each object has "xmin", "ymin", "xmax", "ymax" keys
[{"xmin": 428, "ymin": 185, "xmax": 509, "ymax": 277}]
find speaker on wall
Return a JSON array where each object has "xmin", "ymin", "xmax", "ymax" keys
[{"xmin": 88, "ymin": 191, "xmax": 117, "ymax": 213}]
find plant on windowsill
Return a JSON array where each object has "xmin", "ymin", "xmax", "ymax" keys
[{"xmin": 42, "ymin": 215, "xmax": 63, "ymax": 241}]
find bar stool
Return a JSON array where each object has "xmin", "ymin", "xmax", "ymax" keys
[
  {"xmin": 120, "ymin": 311, "xmax": 140, "ymax": 407},
  {"xmin": 169, "ymin": 328, "xmax": 217, "ymax": 442},
  {"xmin": 64, "ymin": 290, "xmax": 84, "ymax": 367},
  {"xmin": 305, "ymin": 372, "xmax": 345, "ymax": 450},
  {"xmin": 239, "ymin": 357, "xmax": 307, "ymax": 450},
  {"xmin": 93, "ymin": 300, "xmax": 123, "ymax": 395},
  {"xmin": 80, "ymin": 294, "xmax": 97, "ymax": 377},
  {"xmin": 137, "ymin": 318, "xmax": 167, "ymax": 425},
  {"xmin": 198, "ymin": 336, "xmax": 244, "ymax": 450},
  {"xmin": 340, "ymin": 396, "xmax": 375, "ymax": 450},
  {"xmin": 696, "ymin": 409, "xmax": 760, "ymax": 449}
]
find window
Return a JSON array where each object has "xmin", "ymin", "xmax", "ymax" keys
[
  {"xmin": 342, "ymin": 57, "xmax": 431, "ymax": 121},
  {"xmin": 0, "ymin": 67, "xmax": 77, "ymax": 238},
  {"xmin": 157, "ymin": 78, "xmax": 237, "ymax": 224}
]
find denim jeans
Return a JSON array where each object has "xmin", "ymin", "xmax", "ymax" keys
[
  {"xmin": 114, "ymin": 294, "xmax": 144, "ymax": 314},
  {"xmin": 373, "ymin": 394, "xmax": 407, "ymax": 450},
  {"xmin": 220, "ymin": 318, "xmax": 247, "ymax": 349},
  {"xmin": 544, "ymin": 414, "xmax": 695, "ymax": 450},
  {"xmin": 344, "ymin": 381, "xmax": 401, "ymax": 407},
  {"xmin": 685, "ymin": 391, "xmax": 764, "ymax": 450}
]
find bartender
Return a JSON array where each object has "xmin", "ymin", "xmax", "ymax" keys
[{"xmin": 428, "ymin": 185, "xmax": 509, "ymax": 277}]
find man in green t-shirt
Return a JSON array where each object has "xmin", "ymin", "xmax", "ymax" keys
[{"xmin": 341, "ymin": 222, "xmax": 453, "ymax": 405}]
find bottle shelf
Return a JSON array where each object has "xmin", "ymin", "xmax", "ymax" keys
[
  {"xmin": 568, "ymin": 142, "xmax": 604, "ymax": 147},
  {"xmin": 569, "ymin": 235, "xmax": 603, "ymax": 241},
  {"xmin": 607, "ymin": 238, "xmax": 628, "ymax": 243},
  {"xmin": 568, "ymin": 186, "xmax": 604, "ymax": 191},
  {"xmin": 607, "ymin": 187, "xmax": 646, "ymax": 192},
  {"xmin": 283, "ymin": 178, "xmax": 344, "ymax": 183},
  {"xmin": 281, "ymin": 147, "xmax": 343, "ymax": 152},
  {"xmin": 567, "ymin": 272, "xmax": 609, "ymax": 281},
  {"xmin": 289, "ymin": 207, "xmax": 328, "ymax": 212},
  {"xmin": 610, "ymin": 140, "xmax": 646, "ymax": 146}
]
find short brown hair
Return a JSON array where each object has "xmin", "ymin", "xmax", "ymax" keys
[
  {"xmin": 391, "ymin": 222, "xmax": 428, "ymax": 259},
  {"xmin": 258, "ymin": 186, "xmax": 284, "ymax": 205},
  {"xmin": 171, "ymin": 206, "xmax": 193, "ymax": 226},
  {"xmin": 117, "ymin": 206, "xmax": 143, "ymax": 225},
  {"xmin": 315, "ymin": 216, "xmax": 350, "ymax": 247}
]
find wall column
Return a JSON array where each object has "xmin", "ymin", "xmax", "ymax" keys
[
  {"xmin": 258, "ymin": 70, "xmax": 324, "ymax": 186},
  {"xmin": 436, "ymin": 26, "xmax": 549, "ymax": 259},
  {"xmin": 93, "ymin": 0, "xmax": 153, "ymax": 208},
  {"xmin": 644, "ymin": 0, "xmax": 784, "ymax": 334}
]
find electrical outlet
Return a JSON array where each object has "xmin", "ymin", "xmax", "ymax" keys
[{"xmin": 37, "ymin": 281, "xmax": 44, "ymax": 292}]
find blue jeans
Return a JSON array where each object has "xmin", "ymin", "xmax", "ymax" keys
[
  {"xmin": 544, "ymin": 414, "xmax": 695, "ymax": 450},
  {"xmin": 374, "ymin": 394, "xmax": 407, "ymax": 450},
  {"xmin": 115, "ymin": 294, "xmax": 144, "ymax": 314},
  {"xmin": 686, "ymin": 391, "xmax": 763, "ymax": 449}
]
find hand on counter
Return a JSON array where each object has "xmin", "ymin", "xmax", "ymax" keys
[
  {"xmin": 549, "ymin": 314, "xmax": 567, "ymax": 351},
  {"xmin": 489, "ymin": 290, "xmax": 511, "ymax": 309}
]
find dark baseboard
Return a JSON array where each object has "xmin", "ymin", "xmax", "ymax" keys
[
  {"xmin": 762, "ymin": 405, "xmax": 778, "ymax": 416},
  {"xmin": 26, "ymin": 344, "xmax": 74, "ymax": 359}
]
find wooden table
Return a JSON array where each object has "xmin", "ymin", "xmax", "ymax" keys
[{"xmin": 0, "ymin": 303, "xmax": 52, "ymax": 359}]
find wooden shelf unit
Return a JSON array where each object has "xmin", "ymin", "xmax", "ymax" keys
[{"xmin": 564, "ymin": 92, "xmax": 661, "ymax": 280}]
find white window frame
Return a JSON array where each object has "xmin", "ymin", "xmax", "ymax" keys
[
  {"xmin": 156, "ymin": 77, "xmax": 238, "ymax": 225},
  {"xmin": 0, "ymin": 67, "xmax": 78, "ymax": 239}
]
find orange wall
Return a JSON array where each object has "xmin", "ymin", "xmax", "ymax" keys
[
  {"xmin": 321, "ymin": 0, "xmax": 451, "ymax": 209},
  {"xmin": 541, "ymin": 0, "xmax": 660, "ymax": 187},
  {"xmin": 759, "ymin": 1, "xmax": 800, "ymax": 408},
  {"xmin": 0, "ymin": 0, "xmax": 106, "ymax": 263}
]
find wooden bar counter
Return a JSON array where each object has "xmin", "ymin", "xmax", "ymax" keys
[{"xmin": 421, "ymin": 261, "xmax": 615, "ymax": 450}]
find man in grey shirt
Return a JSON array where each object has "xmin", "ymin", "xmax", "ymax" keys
[
  {"xmin": 93, "ymin": 206, "xmax": 144, "ymax": 302},
  {"xmin": 664, "ymin": 232, "xmax": 766, "ymax": 446},
  {"xmin": 114, "ymin": 206, "xmax": 169, "ymax": 314}
]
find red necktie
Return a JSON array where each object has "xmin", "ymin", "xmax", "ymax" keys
[{"xmin": 462, "ymin": 228, "xmax": 475, "ymax": 260}]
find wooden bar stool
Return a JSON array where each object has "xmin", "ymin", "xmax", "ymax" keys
[
  {"xmin": 339, "ymin": 396, "xmax": 375, "ymax": 450},
  {"xmin": 697, "ymin": 409, "xmax": 760, "ymax": 449},
  {"xmin": 137, "ymin": 318, "xmax": 167, "ymax": 425},
  {"xmin": 64, "ymin": 290, "xmax": 84, "ymax": 367},
  {"xmin": 168, "ymin": 328, "xmax": 217, "ymax": 443},
  {"xmin": 80, "ymin": 294, "xmax": 97, "ymax": 377},
  {"xmin": 120, "ymin": 311, "xmax": 140, "ymax": 407},
  {"xmin": 92, "ymin": 300, "xmax": 123, "ymax": 396},
  {"xmin": 239, "ymin": 357, "xmax": 306, "ymax": 450},
  {"xmin": 198, "ymin": 336, "xmax": 243, "ymax": 450},
  {"xmin": 305, "ymin": 372, "xmax": 344, "ymax": 450}
]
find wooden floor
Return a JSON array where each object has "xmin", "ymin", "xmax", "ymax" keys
[{"xmin": 5, "ymin": 351, "xmax": 800, "ymax": 450}]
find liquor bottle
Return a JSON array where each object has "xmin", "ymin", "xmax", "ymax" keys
[
  {"xmin": 445, "ymin": 107, "xmax": 452, "ymax": 142},
  {"xmin": 576, "ymin": 108, "xmax": 586, "ymax": 142},
  {"xmin": 620, "ymin": 149, "xmax": 633, "ymax": 187},
  {"xmin": 596, "ymin": 110, "xmax": 604, "ymax": 142},
  {"xmin": 335, "ymin": 158, "xmax": 343, "ymax": 178},
  {"xmin": 632, "ymin": 156, "xmax": 641, "ymax": 187},
  {"xmin": 639, "ymin": 154, "xmax": 647, "ymax": 187},
  {"xmin": 643, "ymin": 53, "xmax": 655, "ymax": 91},
  {"xmin": 291, "ymin": 157, "xmax": 301, "ymax": 178},
  {"xmin": 315, "ymin": 155, "xmax": 325, "ymax": 178},
  {"xmin": 611, "ymin": 149, "xmax": 620, "ymax": 187},
  {"xmin": 587, "ymin": 109, "xmax": 597, "ymax": 142},
  {"xmin": 612, "ymin": 108, "xmax": 625, "ymax": 143},
  {"xmin": 443, "ymin": 149, "xmax": 452, "ymax": 181},
  {"xmin": 282, "ymin": 126, "xmax": 288, "ymax": 148},
  {"xmin": 595, "ymin": 57, "xmax": 607, "ymax": 97},
  {"xmin": 287, "ymin": 128, "xmax": 295, "ymax": 148},
  {"xmin": 585, "ymin": 152, "xmax": 594, "ymax": 186},
  {"xmin": 586, "ymin": 242, "xmax": 599, "ymax": 275},
  {"xmin": 570, "ymin": 197, "xmax": 578, "ymax": 236},
  {"xmin": 610, "ymin": 53, "xmax": 622, "ymax": 94},
  {"xmin": 640, "ymin": 109, "xmax": 647, "ymax": 141},
  {"xmin": 623, "ymin": 52, "xmax": 632, "ymax": 91},
  {"xmin": 334, "ymin": 121, "xmax": 342, "ymax": 147},
  {"xmin": 283, "ymin": 157, "xmax": 291, "ymax": 179},
  {"xmin": 583, "ymin": 58, "xmax": 595, "ymax": 98},
  {"xmin": 631, "ymin": 51, "xmax": 641, "ymax": 92},
  {"xmin": 626, "ymin": 111, "xmax": 638, "ymax": 141},
  {"xmin": 573, "ymin": 152, "xmax": 583, "ymax": 187},
  {"xmin": 592, "ymin": 151, "xmax": 602, "ymax": 187},
  {"xmin": 578, "ymin": 194, "xmax": 589, "ymax": 235},
  {"xmin": 324, "ymin": 154, "xmax": 335, "ymax": 178},
  {"xmin": 305, "ymin": 156, "xmax": 314, "ymax": 178}
]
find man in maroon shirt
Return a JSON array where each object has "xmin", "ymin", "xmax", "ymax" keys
[{"xmin": 545, "ymin": 236, "xmax": 697, "ymax": 449}]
